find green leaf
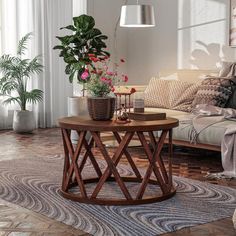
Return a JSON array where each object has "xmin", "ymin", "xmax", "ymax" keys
[
  {"xmin": 73, "ymin": 15, "xmax": 95, "ymax": 32},
  {"xmin": 85, "ymin": 28, "xmax": 102, "ymax": 39},
  {"xmin": 64, "ymin": 55, "xmax": 77, "ymax": 64},
  {"xmin": 96, "ymin": 35, "xmax": 108, "ymax": 40},
  {"xmin": 17, "ymin": 32, "xmax": 33, "ymax": 56},
  {"xmin": 25, "ymin": 89, "xmax": 43, "ymax": 104},
  {"xmin": 65, "ymin": 64, "xmax": 72, "ymax": 75},
  {"xmin": 1, "ymin": 81, "xmax": 18, "ymax": 94},
  {"xmin": 60, "ymin": 25, "xmax": 76, "ymax": 31},
  {"xmin": 53, "ymin": 45, "xmax": 64, "ymax": 50},
  {"xmin": 23, "ymin": 56, "xmax": 43, "ymax": 76},
  {"xmin": 69, "ymin": 71, "xmax": 76, "ymax": 83},
  {"xmin": 3, "ymin": 97, "xmax": 21, "ymax": 107},
  {"xmin": 56, "ymin": 36, "xmax": 72, "ymax": 45}
]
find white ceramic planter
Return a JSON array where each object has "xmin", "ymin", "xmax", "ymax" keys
[
  {"xmin": 68, "ymin": 96, "xmax": 89, "ymax": 143},
  {"xmin": 68, "ymin": 96, "xmax": 88, "ymax": 117},
  {"xmin": 13, "ymin": 110, "xmax": 36, "ymax": 133}
]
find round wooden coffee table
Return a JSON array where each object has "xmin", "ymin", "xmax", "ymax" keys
[{"xmin": 58, "ymin": 117, "xmax": 179, "ymax": 205}]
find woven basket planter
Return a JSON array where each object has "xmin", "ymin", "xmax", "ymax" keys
[{"xmin": 87, "ymin": 97, "xmax": 116, "ymax": 121}]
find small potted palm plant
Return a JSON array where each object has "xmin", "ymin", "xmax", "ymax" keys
[{"xmin": 0, "ymin": 33, "xmax": 43, "ymax": 133}]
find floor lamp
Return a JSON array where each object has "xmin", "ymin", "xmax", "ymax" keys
[
  {"xmin": 120, "ymin": 1, "xmax": 155, "ymax": 27},
  {"xmin": 113, "ymin": 0, "xmax": 155, "ymax": 69}
]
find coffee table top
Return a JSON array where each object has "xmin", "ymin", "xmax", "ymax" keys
[{"xmin": 58, "ymin": 117, "xmax": 179, "ymax": 132}]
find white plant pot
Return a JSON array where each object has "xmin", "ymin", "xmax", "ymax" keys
[
  {"xmin": 68, "ymin": 96, "xmax": 88, "ymax": 117},
  {"xmin": 13, "ymin": 110, "xmax": 36, "ymax": 133},
  {"xmin": 68, "ymin": 96, "xmax": 89, "ymax": 143}
]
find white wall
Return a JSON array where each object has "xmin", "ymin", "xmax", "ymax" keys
[
  {"xmin": 178, "ymin": 0, "xmax": 235, "ymax": 69},
  {"xmin": 127, "ymin": 0, "xmax": 178, "ymax": 84},
  {"xmin": 87, "ymin": 0, "xmax": 128, "ymax": 77},
  {"xmin": 87, "ymin": 0, "xmax": 236, "ymax": 85}
]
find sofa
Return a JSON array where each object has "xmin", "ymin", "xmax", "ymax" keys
[{"xmin": 132, "ymin": 69, "xmax": 236, "ymax": 152}]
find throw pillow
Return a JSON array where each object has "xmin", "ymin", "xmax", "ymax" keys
[
  {"xmin": 226, "ymin": 82, "xmax": 236, "ymax": 109},
  {"xmin": 192, "ymin": 77, "xmax": 234, "ymax": 108},
  {"xmin": 145, "ymin": 78, "xmax": 171, "ymax": 108},
  {"xmin": 169, "ymin": 80, "xmax": 200, "ymax": 112},
  {"xmin": 219, "ymin": 61, "xmax": 236, "ymax": 77},
  {"xmin": 145, "ymin": 78, "xmax": 200, "ymax": 112}
]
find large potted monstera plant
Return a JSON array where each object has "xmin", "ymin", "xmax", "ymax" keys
[{"xmin": 0, "ymin": 33, "xmax": 43, "ymax": 133}]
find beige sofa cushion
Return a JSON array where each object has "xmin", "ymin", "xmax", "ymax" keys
[
  {"xmin": 145, "ymin": 78, "xmax": 200, "ymax": 112},
  {"xmin": 144, "ymin": 107, "xmax": 232, "ymax": 147},
  {"xmin": 143, "ymin": 107, "xmax": 188, "ymax": 117},
  {"xmin": 172, "ymin": 119, "xmax": 232, "ymax": 146}
]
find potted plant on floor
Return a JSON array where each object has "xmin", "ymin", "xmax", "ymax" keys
[
  {"xmin": 53, "ymin": 14, "xmax": 111, "ymax": 135},
  {"xmin": 53, "ymin": 14, "xmax": 110, "ymax": 95},
  {"xmin": 0, "ymin": 33, "xmax": 43, "ymax": 133},
  {"xmin": 54, "ymin": 14, "xmax": 133, "ymax": 121}
]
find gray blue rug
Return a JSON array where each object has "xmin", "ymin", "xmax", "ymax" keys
[{"xmin": 0, "ymin": 156, "xmax": 235, "ymax": 236}]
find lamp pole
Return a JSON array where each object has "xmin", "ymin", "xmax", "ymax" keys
[{"xmin": 113, "ymin": 0, "xmax": 128, "ymax": 71}]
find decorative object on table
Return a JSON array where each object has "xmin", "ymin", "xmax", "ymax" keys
[
  {"xmin": 133, "ymin": 91, "xmax": 145, "ymax": 112},
  {"xmin": 116, "ymin": 103, "xmax": 130, "ymax": 123},
  {"xmin": 120, "ymin": 0, "xmax": 155, "ymax": 27},
  {"xmin": 53, "ymin": 14, "xmax": 110, "ymax": 96},
  {"xmin": 114, "ymin": 89, "xmax": 134, "ymax": 123},
  {"xmin": 80, "ymin": 55, "xmax": 131, "ymax": 121},
  {"xmin": 0, "ymin": 33, "xmax": 43, "ymax": 133},
  {"xmin": 127, "ymin": 111, "xmax": 166, "ymax": 121},
  {"xmin": 230, "ymin": 0, "xmax": 236, "ymax": 47}
]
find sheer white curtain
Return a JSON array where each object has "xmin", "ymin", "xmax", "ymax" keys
[{"xmin": 0, "ymin": 0, "xmax": 74, "ymax": 129}]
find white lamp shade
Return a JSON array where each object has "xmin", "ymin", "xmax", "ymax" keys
[{"xmin": 120, "ymin": 5, "xmax": 155, "ymax": 27}]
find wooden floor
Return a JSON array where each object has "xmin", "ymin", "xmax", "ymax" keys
[{"xmin": 0, "ymin": 128, "xmax": 235, "ymax": 236}]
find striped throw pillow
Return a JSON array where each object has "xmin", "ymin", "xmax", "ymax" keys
[{"xmin": 192, "ymin": 77, "xmax": 234, "ymax": 108}]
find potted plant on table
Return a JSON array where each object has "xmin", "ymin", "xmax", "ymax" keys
[
  {"xmin": 0, "ymin": 33, "xmax": 43, "ymax": 133},
  {"xmin": 81, "ymin": 56, "xmax": 134, "ymax": 120}
]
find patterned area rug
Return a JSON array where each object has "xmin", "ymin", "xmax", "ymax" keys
[{"xmin": 0, "ymin": 156, "xmax": 235, "ymax": 236}]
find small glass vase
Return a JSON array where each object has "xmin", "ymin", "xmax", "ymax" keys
[{"xmin": 133, "ymin": 92, "xmax": 145, "ymax": 113}]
